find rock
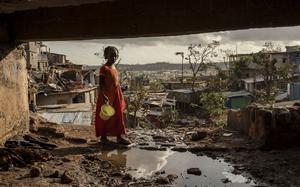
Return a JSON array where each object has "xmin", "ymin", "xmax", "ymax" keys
[
  {"xmin": 140, "ymin": 146, "xmax": 167, "ymax": 151},
  {"xmin": 171, "ymin": 146, "xmax": 188, "ymax": 152},
  {"xmin": 61, "ymin": 171, "xmax": 73, "ymax": 184},
  {"xmin": 29, "ymin": 114, "xmax": 39, "ymax": 133},
  {"xmin": 65, "ymin": 137, "xmax": 87, "ymax": 144},
  {"xmin": 37, "ymin": 127, "xmax": 65, "ymax": 138},
  {"xmin": 167, "ymin": 174, "xmax": 178, "ymax": 181},
  {"xmin": 188, "ymin": 145, "xmax": 228, "ymax": 153},
  {"xmin": 111, "ymin": 170, "xmax": 123, "ymax": 177},
  {"xmin": 100, "ymin": 160, "xmax": 112, "ymax": 169},
  {"xmin": 155, "ymin": 176, "xmax": 170, "ymax": 184},
  {"xmin": 187, "ymin": 168, "xmax": 202, "ymax": 176},
  {"xmin": 23, "ymin": 134, "xmax": 57, "ymax": 150},
  {"xmin": 122, "ymin": 173, "xmax": 133, "ymax": 181},
  {"xmin": 160, "ymin": 143, "xmax": 176, "ymax": 147},
  {"xmin": 30, "ymin": 167, "xmax": 41, "ymax": 178},
  {"xmin": 221, "ymin": 178, "xmax": 231, "ymax": 183},
  {"xmin": 44, "ymin": 170, "xmax": 59, "ymax": 178},
  {"xmin": 190, "ymin": 130, "xmax": 207, "ymax": 141},
  {"xmin": 61, "ymin": 157, "xmax": 71, "ymax": 162},
  {"xmin": 138, "ymin": 143, "xmax": 149, "ymax": 146}
]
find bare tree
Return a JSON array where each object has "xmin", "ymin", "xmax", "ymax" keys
[{"xmin": 185, "ymin": 41, "xmax": 220, "ymax": 91}]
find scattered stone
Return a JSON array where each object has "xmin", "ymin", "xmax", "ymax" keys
[
  {"xmin": 190, "ymin": 130, "xmax": 207, "ymax": 141},
  {"xmin": 187, "ymin": 168, "xmax": 202, "ymax": 176},
  {"xmin": 171, "ymin": 146, "xmax": 188, "ymax": 152},
  {"xmin": 160, "ymin": 143, "xmax": 176, "ymax": 147},
  {"xmin": 65, "ymin": 137, "xmax": 87, "ymax": 144},
  {"xmin": 0, "ymin": 148, "xmax": 53, "ymax": 171},
  {"xmin": 37, "ymin": 127, "xmax": 65, "ymax": 138},
  {"xmin": 100, "ymin": 160, "xmax": 112, "ymax": 169},
  {"xmin": 122, "ymin": 173, "xmax": 133, "ymax": 181},
  {"xmin": 138, "ymin": 143, "xmax": 149, "ymax": 146},
  {"xmin": 61, "ymin": 157, "xmax": 71, "ymax": 162},
  {"xmin": 188, "ymin": 145, "xmax": 228, "ymax": 153},
  {"xmin": 111, "ymin": 170, "xmax": 123, "ymax": 177},
  {"xmin": 61, "ymin": 171, "xmax": 73, "ymax": 184},
  {"xmin": 30, "ymin": 166, "xmax": 41, "ymax": 178},
  {"xmin": 167, "ymin": 174, "xmax": 178, "ymax": 181},
  {"xmin": 43, "ymin": 170, "xmax": 60, "ymax": 178},
  {"xmin": 221, "ymin": 178, "xmax": 231, "ymax": 183},
  {"xmin": 24, "ymin": 134, "xmax": 57, "ymax": 150},
  {"xmin": 140, "ymin": 146, "xmax": 167, "ymax": 151},
  {"xmin": 155, "ymin": 176, "xmax": 170, "ymax": 184}
]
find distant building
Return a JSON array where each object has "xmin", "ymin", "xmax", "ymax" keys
[
  {"xmin": 24, "ymin": 41, "xmax": 49, "ymax": 71},
  {"xmin": 47, "ymin": 52, "xmax": 67, "ymax": 65}
]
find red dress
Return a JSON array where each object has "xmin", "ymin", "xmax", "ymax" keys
[{"xmin": 95, "ymin": 64, "xmax": 126, "ymax": 137}]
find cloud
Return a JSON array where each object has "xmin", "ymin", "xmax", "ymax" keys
[
  {"xmin": 63, "ymin": 25, "xmax": 300, "ymax": 47},
  {"xmin": 44, "ymin": 26, "xmax": 300, "ymax": 65}
]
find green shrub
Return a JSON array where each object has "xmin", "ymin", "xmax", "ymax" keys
[{"xmin": 200, "ymin": 92, "xmax": 225, "ymax": 117}]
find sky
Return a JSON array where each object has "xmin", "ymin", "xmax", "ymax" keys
[{"xmin": 44, "ymin": 26, "xmax": 300, "ymax": 65}]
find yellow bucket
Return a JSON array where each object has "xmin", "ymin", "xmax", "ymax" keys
[{"xmin": 99, "ymin": 103, "xmax": 115, "ymax": 120}]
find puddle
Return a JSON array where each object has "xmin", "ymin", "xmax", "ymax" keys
[{"xmin": 100, "ymin": 148, "xmax": 256, "ymax": 186}]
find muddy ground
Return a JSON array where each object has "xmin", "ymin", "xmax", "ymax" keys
[{"xmin": 0, "ymin": 115, "xmax": 300, "ymax": 187}]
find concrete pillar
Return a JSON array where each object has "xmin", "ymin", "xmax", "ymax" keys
[{"xmin": 0, "ymin": 43, "xmax": 29, "ymax": 144}]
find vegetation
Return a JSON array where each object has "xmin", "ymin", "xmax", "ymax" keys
[
  {"xmin": 252, "ymin": 42, "xmax": 291, "ymax": 104},
  {"xmin": 185, "ymin": 41, "xmax": 220, "ymax": 92},
  {"xmin": 199, "ymin": 92, "xmax": 225, "ymax": 117},
  {"xmin": 126, "ymin": 82, "xmax": 147, "ymax": 127}
]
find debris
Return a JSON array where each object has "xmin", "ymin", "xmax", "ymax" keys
[
  {"xmin": 155, "ymin": 176, "xmax": 170, "ymax": 184},
  {"xmin": 187, "ymin": 168, "xmax": 202, "ymax": 176},
  {"xmin": 223, "ymin": 133, "xmax": 233, "ymax": 137},
  {"xmin": 61, "ymin": 157, "xmax": 71, "ymax": 162},
  {"xmin": 167, "ymin": 174, "xmax": 178, "ymax": 181},
  {"xmin": 111, "ymin": 170, "xmax": 123, "ymax": 177},
  {"xmin": 171, "ymin": 146, "xmax": 188, "ymax": 152},
  {"xmin": 30, "ymin": 166, "xmax": 41, "ymax": 177},
  {"xmin": 43, "ymin": 169, "xmax": 60, "ymax": 178},
  {"xmin": 188, "ymin": 145, "xmax": 228, "ymax": 153},
  {"xmin": 221, "ymin": 178, "xmax": 231, "ymax": 183},
  {"xmin": 65, "ymin": 137, "xmax": 87, "ymax": 144},
  {"xmin": 190, "ymin": 130, "xmax": 207, "ymax": 141},
  {"xmin": 122, "ymin": 173, "xmax": 133, "ymax": 181},
  {"xmin": 0, "ymin": 148, "xmax": 53, "ymax": 171},
  {"xmin": 139, "ymin": 146, "xmax": 167, "ymax": 151},
  {"xmin": 61, "ymin": 171, "xmax": 73, "ymax": 184},
  {"xmin": 23, "ymin": 134, "xmax": 57, "ymax": 150}
]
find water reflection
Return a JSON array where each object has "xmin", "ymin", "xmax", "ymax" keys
[
  {"xmin": 99, "ymin": 148, "xmax": 256, "ymax": 186},
  {"xmin": 100, "ymin": 148, "xmax": 174, "ymax": 178}
]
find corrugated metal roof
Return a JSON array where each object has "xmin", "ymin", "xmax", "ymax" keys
[{"xmin": 39, "ymin": 111, "xmax": 92, "ymax": 125}]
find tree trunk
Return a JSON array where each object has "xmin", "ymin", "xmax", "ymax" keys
[
  {"xmin": 134, "ymin": 110, "xmax": 138, "ymax": 127},
  {"xmin": 192, "ymin": 74, "xmax": 196, "ymax": 92}
]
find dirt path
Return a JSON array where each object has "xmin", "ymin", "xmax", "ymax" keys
[{"xmin": 1, "ymin": 123, "xmax": 300, "ymax": 187}]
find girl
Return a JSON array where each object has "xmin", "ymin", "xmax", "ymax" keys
[{"xmin": 95, "ymin": 46, "xmax": 131, "ymax": 145}]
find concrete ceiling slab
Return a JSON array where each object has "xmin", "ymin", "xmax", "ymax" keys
[{"xmin": 0, "ymin": 0, "xmax": 300, "ymax": 42}]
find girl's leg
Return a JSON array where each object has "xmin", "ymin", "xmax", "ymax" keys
[{"xmin": 117, "ymin": 135, "xmax": 131, "ymax": 145}]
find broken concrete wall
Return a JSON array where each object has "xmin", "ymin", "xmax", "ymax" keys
[
  {"xmin": 228, "ymin": 105, "xmax": 300, "ymax": 147},
  {"xmin": 0, "ymin": 43, "xmax": 29, "ymax": 144}
]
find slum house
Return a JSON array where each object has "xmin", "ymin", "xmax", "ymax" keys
[
  {"xmin": 0, "ymin": 0, "xmax": 300, "ymax": 145},
  {"xmin": 223, "ymin": 90, "xmax": 253, "ymax": 109},
  {"xmin": 36, "ymin": 87, "xmax": 97, "ymax": 106},
  {"xmin": 167, "ymin": 88, "xmax": 206, "ymax": 112},
  {"xmin": 229, "ymin": 46, "xmax": 300, "ymax": 87}
]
